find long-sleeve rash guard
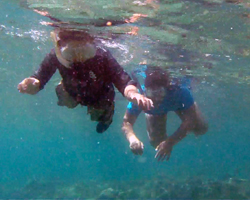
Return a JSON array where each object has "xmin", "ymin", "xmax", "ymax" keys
[{"xmin": 31, "ymin": 47, "xmax": 134, "ymax": 107}]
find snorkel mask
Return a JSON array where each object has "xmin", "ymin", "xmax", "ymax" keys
[
  {"xmin": 51, "ymin": 29, "xmax": 96, "ymax": 68},
  {"xmin": 145, "ymin": 86, "xmax": 166, "ymax": 99},
  {"xmin": 144, "ymin": 66, "xmax": 170, "ymax": 101}
]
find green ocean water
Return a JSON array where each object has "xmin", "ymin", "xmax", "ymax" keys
[{"xmin": 0, "ymin": 0, "xmax": 250, "ymax": 199}]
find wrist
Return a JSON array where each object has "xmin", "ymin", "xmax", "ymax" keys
[
  {"xmin": 167, "ymin": 136, "xmax": 179, "ymax": 145},
  {"xmin": 124, "ymin": 85, "xmax": 137, "ymax": 99},
  {"xmin": 128, "ymin": 134, "xmax": 138, "ymax": 144}
]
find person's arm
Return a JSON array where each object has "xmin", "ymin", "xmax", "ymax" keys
[
  {"xmin": 155, "ymin": 87, "xmax": 198, "ymax": 161},
  {"xmin": 167, "ymin": 87, "xmax": 199, "ymax": 145},
  {"xmin": 105, "ymin": 50, "xmax": 153, "ymax": 110},
  {"xmin": 168, "ymin": 104, "xmax": 197, "ymax": 145},
  {"xmin": 154, "ymin": 105, "xmax": 195, "ymax": 161},
  {"xmin": 17, "ymin": 49, "xmax": 58, "ymax": 94},
  {"xmin": 155, "ymin": 102, "xmax": 208, "ymax": 161},
  {"xmin": 122, "ymin": 110, "xmax": 144, "ymax": 155},
  {"xmin": 30, "ymin": 49, "xmax": 58, "ymax": 90},
  {"xmin": 124, "ymin": 84, "xmax": 153, "ymax": 110},
  {"xmin": 105, "ymin": 49, "xmax": 133, "ymax": 94},
  {"xmin": 171, "ymin": 102, "xmax": 208, "ymax": 142}
]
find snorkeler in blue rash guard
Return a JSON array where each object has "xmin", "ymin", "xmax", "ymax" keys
[
  {"xmin": 122, "ymin": 66, "xmax": 208, "ymax": 161},
  {"xmin": 127, "ymin": 84, "xmax": 194, "ymax": 116}
]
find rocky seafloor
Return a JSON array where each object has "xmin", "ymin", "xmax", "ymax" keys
[{"xmin": 4, "ymin": 176, "xmax": 250, "ymax": 199}]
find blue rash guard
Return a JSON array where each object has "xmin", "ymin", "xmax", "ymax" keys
[{"xmin": 127, "ymin": 84, "xmax": 194, "ymax": 116}]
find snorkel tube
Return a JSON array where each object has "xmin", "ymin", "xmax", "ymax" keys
[{"xmin": 131, "ymin": 70, "xmax": 144, "ymax": 95}]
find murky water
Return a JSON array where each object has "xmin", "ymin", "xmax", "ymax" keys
[{"xmin": 1, "ymin": 0, "xmax": 250, "ymax": 199}]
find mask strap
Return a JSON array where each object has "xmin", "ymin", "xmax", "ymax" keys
[{"xmin": 51, "ymin": 31, "xmax": 71, "ymax": 68}]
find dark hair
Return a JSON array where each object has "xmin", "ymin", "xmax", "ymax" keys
[
  {"xmin": 144, "ymin": 66, "xmax": 170, "ymax": 88},
  {"xmin": 55, "ymin": 28, "xmax": 94, "ymax": 43}
]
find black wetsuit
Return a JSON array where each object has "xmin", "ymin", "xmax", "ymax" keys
[{"xmin": 31, "ymin": 47, "xmax": 134, "ymax": 109}]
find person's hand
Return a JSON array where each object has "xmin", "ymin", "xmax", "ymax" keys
[
  {"xmin": 129, "ymin": 137, "xmax": 144, "ymax": 155},
  {"xmin": 17, "ymin": 77, "xmax": 40, "ymax": 95},
  {"xmin": 155, "ymin": 139, "xmax": 174, "ymax": 161},
  {"xmin": 130, "ymin": 92, "xmax": 154, "ymax": 111}
]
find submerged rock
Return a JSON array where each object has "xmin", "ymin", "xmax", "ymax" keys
[{"xmin": 96, "ymin": 188, "xmax": 119, "ymax": 200}]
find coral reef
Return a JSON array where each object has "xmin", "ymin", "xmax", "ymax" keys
[{"xmin": 4, "ymin": 176, "xmax": 250, "ymax": 199}]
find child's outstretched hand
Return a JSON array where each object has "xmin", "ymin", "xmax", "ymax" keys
[{"xmin": 17, "ymin": 77, "xmax": 40, "ymax": 95}]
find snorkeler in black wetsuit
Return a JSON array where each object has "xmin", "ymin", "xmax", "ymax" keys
[{"xmin": 17, "ymin": 28, "xmax": 153, "ymax": 133}]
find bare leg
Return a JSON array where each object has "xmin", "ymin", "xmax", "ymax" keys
[{"xmin": 145, "ymin": 114, "xmax": 167, "ymax": 148}]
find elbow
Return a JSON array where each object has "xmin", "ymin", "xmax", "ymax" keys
[
  {"xmin": 121, "ymin": 120, "xmax": 133, "ymax": 134},
  {"xmin": 191, "ymin": 120, "xmax": 209, "ymax": 136},
  {"xmin": 121, "ymin": 121, "xmax": 129, "ymax": 130},
  {"xmin": 194, "ymin": 122, "xmax": 208, "ymax": 136},
  {"xmin": 121, "ymin": 121, "xmax": 126, "ymax": 132},
  {"xmin": 182, "ymin": 120, "xmax": 196, "ymax": 132}
]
